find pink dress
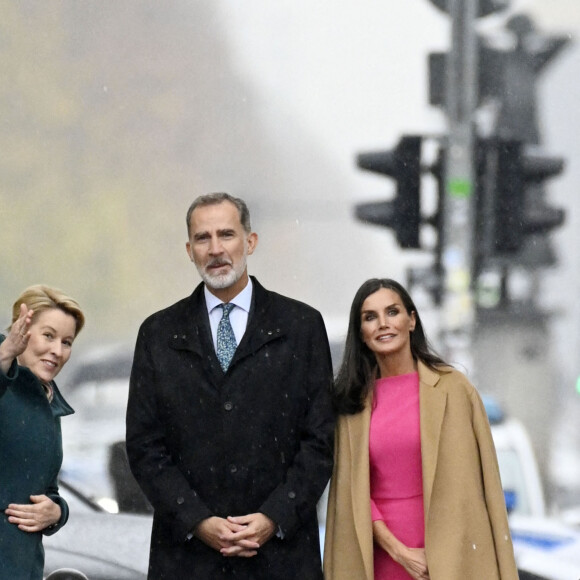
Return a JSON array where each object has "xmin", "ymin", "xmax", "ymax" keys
[{"xmin": 369, "ymin": 372, "xmax": 425, "ymax": 580}]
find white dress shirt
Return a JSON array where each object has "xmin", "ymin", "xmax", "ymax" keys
[{"xmin": 204, "ymin": 278, "xmax": 253, "ymax": 351}]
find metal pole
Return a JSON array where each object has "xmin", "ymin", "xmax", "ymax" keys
[{"xmin": 440, "ymin": 0, "xmax": 478, "ymax": 374}]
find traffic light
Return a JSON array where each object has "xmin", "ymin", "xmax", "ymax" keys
[
  {"xmin": 429, "ymin": 15, "xmax": 570, "ymax": 144},
  {"xmin": 475, "ymin": 138, "xmax": 565, "ymax": 264},
  {"xmin": 354, "ymin": 135, "xmax": 422, "ymax": 249},
  {"xmin": 429, "ymin": 44, "xmax": 506, "ymax": 110}
]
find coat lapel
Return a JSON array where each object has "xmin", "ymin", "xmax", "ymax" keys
[
  {"xmin": 231, "ymin": 277, "xmax": 286, "ymax": 365},
  {"xmin": 169, "ymin": 279, "xmax": 287, "ymax": 381},
  {"xmin": 346, "ymin": 398, "xmax": 374, "ymax": 580},
  {"xmin": 419, "ymin": 361, "xmax": 448, "ymax": 518},
  {"xmin": 166, "ymin": 285, "xmax": 224, "ymax": 385}
]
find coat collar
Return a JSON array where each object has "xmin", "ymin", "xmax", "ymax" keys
[
  {"xmin": 167, "ymin": 277, "xmax": 286, "ymax": 374},
  {"xmin": 345, "ymin": 404, "xmax": 374, "ymax": 580},
  {"xmin": 166, "ymin": 283, "xmax": 211, "ymax": 357},
  {"xmin": 418, "ymin": 360, "xmax": 450, "ymax": 517}
]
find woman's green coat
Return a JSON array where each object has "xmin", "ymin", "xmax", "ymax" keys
[{"xmin": 0, "ymin": 334, "xmax": 73, "ymax": 580}]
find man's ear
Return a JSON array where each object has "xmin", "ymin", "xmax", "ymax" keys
[
  {"xmin": 185, "ymin": 241, "xmax": 194, "ymax": 262},
  {"xmin": 247, "ymin": 232, "xmax": 258, "ymax": 255}
]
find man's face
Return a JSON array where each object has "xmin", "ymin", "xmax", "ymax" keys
[{"xmin": 186, "ymin": 201, "xmax": 257, "ymax": 297}]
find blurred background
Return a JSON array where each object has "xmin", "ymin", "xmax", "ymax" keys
[{"xmin": 1, "ymin": 0, "xmax": 579, "ymax": 524}]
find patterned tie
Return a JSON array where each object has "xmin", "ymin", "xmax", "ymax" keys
[{"xmin": 217, "ymin": 303, "xmax": 237, "ymax": 371}]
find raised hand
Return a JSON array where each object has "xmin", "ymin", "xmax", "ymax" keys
[{"xmin": 0, "ymin": 304, "xmax": 34, "ymax": 373}]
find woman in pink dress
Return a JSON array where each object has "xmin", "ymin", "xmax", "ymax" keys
[{"xmin": 324, "ymin": 279, "xmax": 518, "ymax": 580}]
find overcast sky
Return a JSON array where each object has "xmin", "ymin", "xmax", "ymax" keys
[{"xmin": 218, "ymin": 0, "xmax": 578, "ymax": 192}]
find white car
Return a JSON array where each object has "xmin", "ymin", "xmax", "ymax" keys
[
  {"xmin": 510, "ymin": 513, "xmax": 580, "ymax": 580},
  {"xmin": 43, "ymin": 479, "xmax": 151, "ymax": 580},
  {"xmin": 484, "ymin": 395, "xmax": 580, "ymax": 580},
  {"xmin": 484, "ymin": 394, "xmax": 547, "ymax": 518}
]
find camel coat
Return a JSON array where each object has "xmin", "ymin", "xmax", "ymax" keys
[{"xmin": 323, "ymin": 361, "xmax": 518, "ymax": 580}]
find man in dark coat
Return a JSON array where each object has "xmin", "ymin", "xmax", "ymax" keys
[{"xmin": 126, "ymin": 193, "xmax": 335, "ymax": 579}]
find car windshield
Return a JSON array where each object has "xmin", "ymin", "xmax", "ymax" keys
[{"xmin": 497, "ymin": 448, "xmax": 531, "ymax": 516}]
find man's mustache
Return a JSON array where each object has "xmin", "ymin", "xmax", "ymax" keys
[{"xmin": 207, "ymin": 258, "xmax": 233, "ymax": 268}]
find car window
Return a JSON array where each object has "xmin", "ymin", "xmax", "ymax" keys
[
  {"xmin": 61, "ymin": 378, "xmax": 130, "ymax": 502},
  {"xmin": 58, "ymin": 478, "xmax": 104, "ymax": 514}
]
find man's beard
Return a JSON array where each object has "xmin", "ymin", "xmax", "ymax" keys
[{"xmin": 197, "ymin": 254, "xmax": 247, "ymax": 290}]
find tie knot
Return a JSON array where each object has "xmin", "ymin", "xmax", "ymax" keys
[{"xmin": 221, "ymin": 303, "xmax": 235, "ymax": 317}]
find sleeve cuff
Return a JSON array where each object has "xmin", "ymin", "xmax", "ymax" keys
[
  {"xmin": 43, "ymin": 494, "xmax": 69, "ymax": 536},
  {"xmin": 371, "ymin": 498, "xmax": 384, "ymax": 522}
]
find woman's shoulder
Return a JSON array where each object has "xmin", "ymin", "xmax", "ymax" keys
[
  {"xmin": 419, "ymin": 361, "xmax": 476, "ymax": 392},
  {"xmin": 421, "ymin": 363, "xmax": 490, "ymax": 424}
]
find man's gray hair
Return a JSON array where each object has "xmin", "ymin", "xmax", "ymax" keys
[{"xmin": 186, "ymin": 193, "xmax": 252, "ymax": 235}]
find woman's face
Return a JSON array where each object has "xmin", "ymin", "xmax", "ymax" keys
[
  {"xmin": 360, "ymin": 287, "xmax": 416, "ymax": 359},
  {"xmin": 17, "ymin": 308, "xmax": 77, "ymax": 383}
]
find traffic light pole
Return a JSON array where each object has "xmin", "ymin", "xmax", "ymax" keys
[{"xmin": 440, "ymin": 0, "xmax": 479, "ymax": 372}]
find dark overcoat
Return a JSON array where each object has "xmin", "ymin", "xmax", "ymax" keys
[
  {"xmin": 0, "ymin": 335, "xmax": 72, "ymax": 580},
  {"xmin": 126, "ymin": 278, "xmax": 335, "ymax": 580}
]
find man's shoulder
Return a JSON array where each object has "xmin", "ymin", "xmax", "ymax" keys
[
  {"xmin": 255, "ymin": 281, "xmax": 322, "ymax": 320},
  {"xmin": 139, "ymin": 287, "xmax": 202, "ymax": 329},
  {"xmin": 267, "ymin": 289, "xmax": 318, "ymax": 312}
]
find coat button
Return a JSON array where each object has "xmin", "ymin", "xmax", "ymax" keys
[
  {"xmin": 224, "ymin": 402, "xmax": 233, "ymax": 411},
  {"xmin": 230, "ymin": 464, "xmax": 237, "ymax": 474},
  {"xmin": 288, "ymin": 491, "xmax": 296, "ymax": 499}
]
